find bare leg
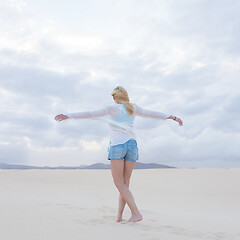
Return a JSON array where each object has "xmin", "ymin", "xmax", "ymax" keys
[
  {"xmin": 110, "ymin": 160, "xmax": 143, "ymax": 223},
  {"xmin": 117, "ymin": 194, "xmax": 126, "ymax": 222},
  {"xmin": 117, "ymin": 161, "xmax": 134, "ymax": 222}
]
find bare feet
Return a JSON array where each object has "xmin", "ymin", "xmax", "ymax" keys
[
  {"xmin": 116, "ymin": 214, "xmax": 123, "ymax": 222},
  {"xmin": 127, "ymin": 213, "xmax": 143, "ymax": 223}
]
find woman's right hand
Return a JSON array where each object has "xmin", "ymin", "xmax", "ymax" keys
[
  {"xmin": 176, "ymin": 117, "xmax": 183, "ymax": 126},
  {"xmin": 55, "ymin": 114, "xmax": 69, "ymax": 122}
]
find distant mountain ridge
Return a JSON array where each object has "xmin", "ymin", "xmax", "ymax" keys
[{"xmin": 0, "ymin": 162, "xmax": 175, "ymax": 170}]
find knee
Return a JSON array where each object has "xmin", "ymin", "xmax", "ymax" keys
[
  {"xmin": 124, "ymin": 179, "xmax": 130, "ymax": 187},
  {"xmin": 113, "ymin": 179, "xmax": 125, "ymax": 190}
]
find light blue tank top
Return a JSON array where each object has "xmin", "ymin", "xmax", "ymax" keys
[
  {"xmin": 112, "ymin": 105, "xmax": 133, "ymax": 124},
  {"xmin": 107, "ymin": 105, "xmax": 134, "ymax": 151}
]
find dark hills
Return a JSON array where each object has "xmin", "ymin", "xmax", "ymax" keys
[{"xmin": 0, "ymin": 162, "xmax": 175, "ymax": 170}]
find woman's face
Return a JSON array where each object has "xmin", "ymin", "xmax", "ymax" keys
[{"xmin": 113, "ymin": 95, "xmax": 118, "ymax": 104}]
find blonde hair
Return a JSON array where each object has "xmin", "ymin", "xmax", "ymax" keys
[{"xmin": 111, "ymin": 86, "xmax": 134, "ymax": 115}]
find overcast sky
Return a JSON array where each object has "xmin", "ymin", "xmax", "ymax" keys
[{"xmin": 0, "ymin": 0, "xmax": 240, "ymax": 168}]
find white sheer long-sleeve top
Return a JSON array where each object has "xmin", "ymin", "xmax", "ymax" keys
[{"xmin": 65, "ymin": 103, "xmax": 170, "ymax": 146}]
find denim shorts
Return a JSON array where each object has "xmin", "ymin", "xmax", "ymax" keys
[{"xmin": 108, "ymin": 139, "xmax": 139, "ymax": 162}]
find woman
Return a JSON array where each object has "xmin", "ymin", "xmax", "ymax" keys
[{"xmin": 55, "ymin": 86, "xmax": 183, "ymax": 223}]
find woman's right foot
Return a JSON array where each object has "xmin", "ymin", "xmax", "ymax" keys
[{"xmin": 116, "ymin": 214, "xmax": 123, "ymax": 222}]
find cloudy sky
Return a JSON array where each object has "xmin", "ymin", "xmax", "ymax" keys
[{"xmin": 0, "ymin": 0, "xmax": 240, "ymax": 168}]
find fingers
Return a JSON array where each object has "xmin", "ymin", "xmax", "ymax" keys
[
  {"xmin": 55, "ymin": 115, "xmax": 61, "ymax": 121},
  {"xmin": 176, "ymin": 117, "xmax": 183, "ymax": 126},
  {"xmin": 55, "ymin": 114, "xmax": 69, "ymax": 121},
  {"xmin": 179, "ymin": 119, "xmax": 183, "ymax": 126},
  {"xmin": 55, "ymin": 114, "xmax": 64, "ymax": 121}
]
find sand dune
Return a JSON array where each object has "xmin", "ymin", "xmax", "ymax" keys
[{"xmin": 0, "ymin": 168, "xmax": 239, "ymax": 240}]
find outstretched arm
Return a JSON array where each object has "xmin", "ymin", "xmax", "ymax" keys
[
  {"xmin": 134, "ymin": 104, "xmax": 183, "ymax": 126},
  {"xmin": 55, "ymin": 106, "xmax": 110, "ymax": 122}
]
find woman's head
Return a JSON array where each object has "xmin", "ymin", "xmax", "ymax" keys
[
  {"xmin": 111, "ymin": 86, "xmax": 134, "ymax": 115},
  {"xmin": 111, "ymin": 86, "xmax": 129, "ymax": 104}
]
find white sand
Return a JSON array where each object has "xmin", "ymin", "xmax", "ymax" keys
[{"xmin": 0, "ymin": 168, "xmax": 239, "ymax": 240}]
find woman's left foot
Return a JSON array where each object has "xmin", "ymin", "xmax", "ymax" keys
[{"xmin": 127, "ymin": 213, "xmax": 143, "ymax": 223}]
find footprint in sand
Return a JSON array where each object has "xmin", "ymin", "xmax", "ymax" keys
[
  {"xmin": 204, "ymin": 232, "xmax": 239, "ymax": 240},
  {"xmin": 102, "ymin": 215, "xmax": 116, "ymax": 221},
  {"xmin": 73, "ymin": 218, "xmax": 106, "ymax": 225}
]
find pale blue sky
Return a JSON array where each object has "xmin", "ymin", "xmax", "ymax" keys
[{"xmin": 0, "ymin": 0, "xmax": 240, "ymax": 167}]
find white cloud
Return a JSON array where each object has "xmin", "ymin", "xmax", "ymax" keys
[
  {"xmin": 56, "ymin": 35, "xmax": 104, "ymax": 54},
  {"xmin": 0, "ymin": 0, "xmax": 240, "ymax": 167}
]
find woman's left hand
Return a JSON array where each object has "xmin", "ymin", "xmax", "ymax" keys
[{"xmin": 55, "ymin": 114, "xmax": 69, "ymax": 121}]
